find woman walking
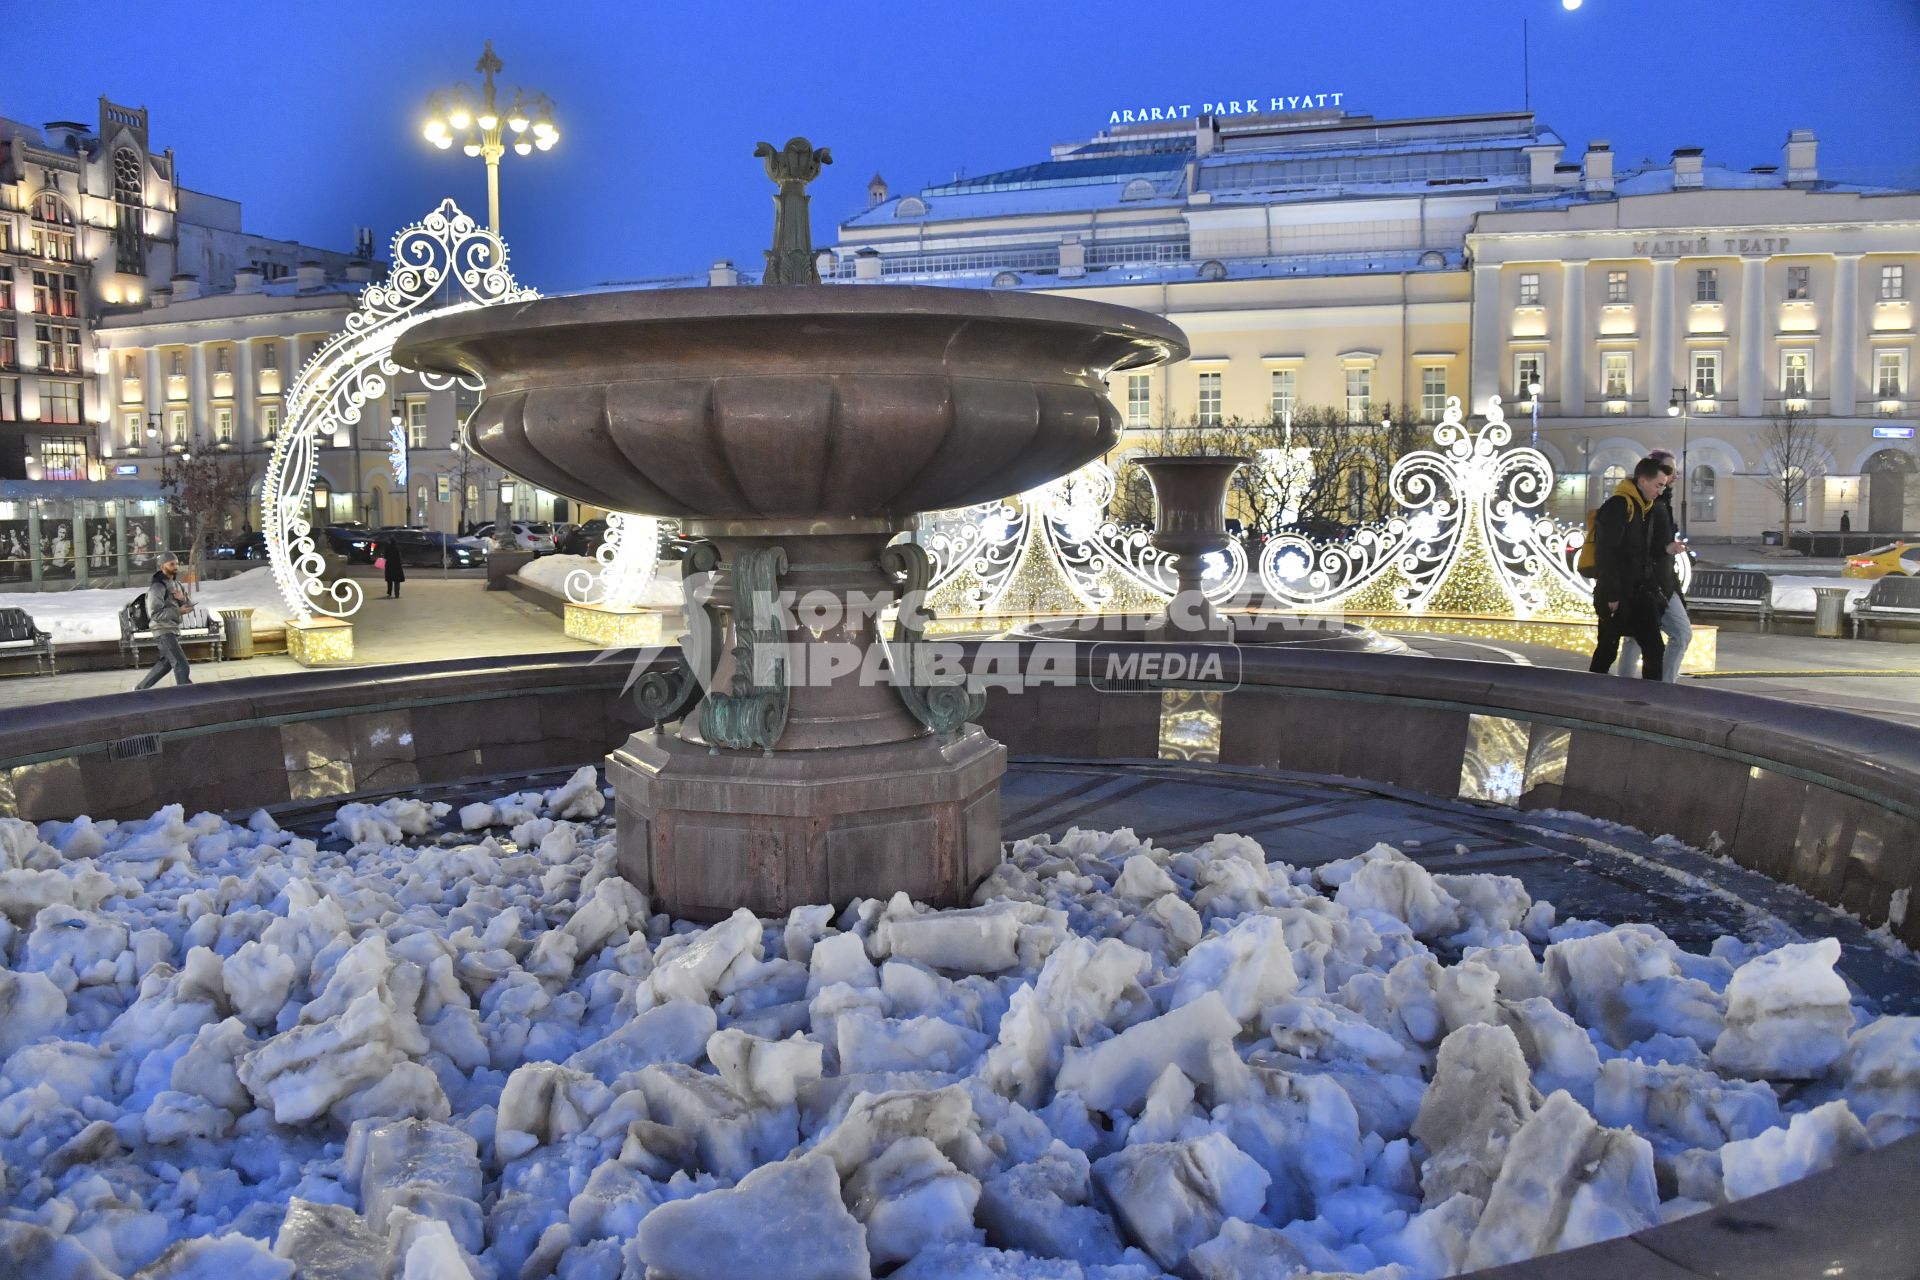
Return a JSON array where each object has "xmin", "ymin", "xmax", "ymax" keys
[{"xmin": 380, "ymin": 533, "xmax": 406, "ymax": 599}]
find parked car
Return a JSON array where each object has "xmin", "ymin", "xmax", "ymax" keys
[
  {"xmin": 559, "ymin": 518, "xmax": 608, "ymax": 557},
  {"xmin": 324, "ymin": 523, "xmax": 377, "ymax": 562},
  {"xmin": 470, "ymin": 520, "xmax": 558, "ymax": 554},
  {"xmin": 209, "ymin": 530, "xmax": 268, "ymax": 560},
  {"xmin": 373, "ymin": 527, "xmax": 488, "ymax": 568},
  {"xmin": 1844, "ymin": 541, "xmax": 1919, "ymax": 579}
]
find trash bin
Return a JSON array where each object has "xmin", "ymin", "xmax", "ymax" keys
[
  {"xmin": 1813, "ymin": 587, "xmax": 1849, "ymax": 639},
  {"xmin": 220, "ymin": 607, "xmax": 256, "ymax": 660}
]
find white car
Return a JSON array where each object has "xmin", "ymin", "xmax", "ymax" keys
[{"xmin": 471, "ymin": 521, "xmax": 557, "ymax": 554}]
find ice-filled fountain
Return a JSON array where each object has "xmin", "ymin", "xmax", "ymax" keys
[{"xmin": 395, "ymin": 145, "xmax": 1186, "ymax": 919}]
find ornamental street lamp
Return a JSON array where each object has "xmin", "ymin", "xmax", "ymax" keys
[
  {"xmin": 1667, "ymin": 386, "xmax": 1692, "ymax": 536},
  {"xmin": 420, "ymin": 40, "xmax": 559, "ymax": 236}
]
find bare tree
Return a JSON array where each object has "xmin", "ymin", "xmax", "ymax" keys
[
  {"xmin": 160, "ymin": 452, "xmax": 255, "ymax": 574},
  {"xmin": 1756, "ymin": 404, "xmax": 1833, "ymax": 541}
]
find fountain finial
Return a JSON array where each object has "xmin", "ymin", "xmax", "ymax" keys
[{"xmin": 755, "ymin": 137, "xmax": 832, "ymax": 284}]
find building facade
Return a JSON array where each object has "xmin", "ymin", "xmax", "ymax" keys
[{"xmin": 835, "ymin": 108, "xmax": 1920, "ymax": 538}]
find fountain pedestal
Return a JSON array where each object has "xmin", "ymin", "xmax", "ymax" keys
[{"xmin": 1137, "ymin": 455, "xmax": 1247, "ymax": 639}]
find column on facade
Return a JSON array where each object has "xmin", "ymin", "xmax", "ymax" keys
[
  {"xmin": 1739, "ymin": 257, "xmax": 1765, "ymax": 417},
  {"xmin": 1559, "ymin": 261, "xmax": 1586, "ymax": 417},
  {"xmin": 1832, "ymin": 254, "xmax": 1860, "ymax": 416},
  {"xmin": 235, "ymin": 338, "xmax": 256, "ymax": 448},
  {"xmin": 1648, "ymin": 259, "xmax": 1674, "ymax": 413},
  {"xmin": 188, "ymin": 342, "xmax": 210, "ymax": 443},
  {"xmin": 1469, "ymin": 262, "xmax": 1501, "ymax": 414},
  {"xmin": 144, "ymin": 347, "xmax": 164, "ymax": 453}
]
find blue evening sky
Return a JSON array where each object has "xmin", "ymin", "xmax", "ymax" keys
[{"xmin": 6, "ymin": 0, "xmax": 1918, "ymax": 292}]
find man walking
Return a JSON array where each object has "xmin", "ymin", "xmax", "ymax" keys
[
  {"xmin": 135, "ymin": 553, "xmax": 193, "ymax": 689},
  {"xmin": 1618, "ymin": 449, "xmax": 1693, "ymax": 680},
  {"xmin": 1589, "ymin": 458, "xmax": 1670, "ymax": 679}
]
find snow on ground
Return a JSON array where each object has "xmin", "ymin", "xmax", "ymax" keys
[
  {"xmin": 514, "ymin": 556, "xmax": 682, "ymax": 611},
  {"xmin": 11, "ymin": 567, "xmax": 294, "ymax": 645},
  {"xmin": 0, "ymin": 778, "xmax": 1915, "ymax": 1278}
]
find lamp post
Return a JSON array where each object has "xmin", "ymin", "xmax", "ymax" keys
[
  {"xmin": 1667, "ymin": 386, "xmax": 1691, "ymax": 536},
  {"xmin": 1527, "ymin": 379, "xmax": 1542, "ymax": 449},
  {"xmin": 420, "ymin": 40, "xmax": 559, "ymax": 236}
]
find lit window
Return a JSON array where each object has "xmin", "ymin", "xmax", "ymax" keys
[
  {"xmin": 0, "ymin": 314, "xmax": 14, "ymax": 368},
  {"xmin": 1603, "ymin": 353, "xmax": 1631, "ymax": 399},
  {"xmin": 1883, "ymin": 265, "xmax": 1907, "ymax": 301},
  {"xmin": 1420, "ymin": 366, "xmax": 1447, "ymax": 422},
  {"xmin": 1783, "ymin": 351, "xmax": 1811, "ymax": 399},
  {"xmin": 38, "ymin": 434, "xmax": 88, "ymax": 480},
  {"xmin": 167, "ymin": 409, "xmax": 186, "ymax": 442},
  {"xmin": 1344, "ymin": 368, "xmax": 1372, "ymax": 424},
  {"xmin": 122, "ymin": 411, "xmax": 141, "ymax": 448},
  {"xmin": 1515, "ymin": 354, "xmax": 1544, "ymax": 401},
  {"xmin": 1269, "ymin": 369, "xmax": 1296, "ymax": 422},
  {"xmin": 1196, "ymin": 372, "xmax": 1222, "ymax": 425},
  {"xmin": 1786, "ymin": 265, "xmax": 1810, "ymax": 301},
  {"xmin": 34, "ymin": 323, "xmax": 81, "ymax": 374},
  {"xmin": 1692, "ymin": 352, "xmax": 1720, "ymax": 399},
  {"xmin": 38, "ymin": 379, "xmax": 81, "ymax": 425},
  {"xmin": 1126, "ymin": 373, "xmax": 1151, "ymax": 428},
  {"xmin": 1879, "ymin": 351, "xmax": 1907, "ymax": 399},
  {"xmin": 407, "ymin": 398, "xmax": 430, "ymax": 448},
  {"xmin": 260, "ymin": 403, "xmax": 281, "ymax": 439},
  {"xmin": 215, "ymin": 407, "xmax": 233, "ymax": 443},
  {"xmin": 0, "ymin": 376, "xmax": 17, "ymax": 422},
  {"xmin": 1606, "ymin": 270, "xmax": 1628, "ymax": 304},
  {"xmin": 1518, "ymin": 273, "xmax": 1540, "ymax": 306},
  {"xmin": 1696, "ymin": 268, "xmax": 1718, "ymax": 302}
]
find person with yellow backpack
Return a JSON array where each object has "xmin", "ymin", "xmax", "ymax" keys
[
  {"xmin": 1616, "ymin": 450, "xmax": 1691, "ymax": 681},
  {"xmin": 1585, "ymin": 457, "xmax": 1672, "ymax": 679}
]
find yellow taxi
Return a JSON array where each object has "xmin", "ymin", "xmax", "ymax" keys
[{"xmin": 1843, "ymin": 542, "xmax": 1918, "ymax": 578}]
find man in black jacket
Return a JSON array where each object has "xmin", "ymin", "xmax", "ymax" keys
[
  {"xmin": 1617, "ymin": 450, "xmax": 1692, "ymax": 680},
  {"xmin": 1589, "ymin": 457, "xmax": 1670, "ymax": 679}
]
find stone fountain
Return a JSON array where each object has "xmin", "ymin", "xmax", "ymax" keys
[
  {"xmin": 1135, "ymin": 455, "xmax": 1247, "ymax": 639},
  {"xmin": 395, "ymin": 141, "xmax": 1187, "ymax": 919}
]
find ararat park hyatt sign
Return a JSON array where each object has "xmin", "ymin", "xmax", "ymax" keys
[{"xmin": 1106, "ymin": 92, "xmax": 1345, "ymax": 125}]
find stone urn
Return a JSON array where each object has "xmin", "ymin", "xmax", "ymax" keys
[
  {"xmin": 397, "ymin": 285, "xmax": 1187, "ymax": 919},
  {"xmin": 1136, "ymin": 455, "xmax": 1247, "ymax": 637}
]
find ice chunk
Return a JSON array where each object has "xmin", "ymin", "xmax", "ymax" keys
[
  {"xmin": 1055, "ymin": 991, "xmax": 1240, "ymax": 1114},
  {"xmin": 1113, "ymin": 853, "xmax": 1179, "ymax": 902},
  {"xmin": 1092, "ymin": 1132, "xmax": 1270, "ymax": 1271},
  {"xmin": 1412, "ymin": 1023, "xmax": 1537, "ymax": 1205},
  {"xmin": 0, "ymin": 1221, "xmax": 116, "ymax": 1279},
  {"xmin": 1336, "ymin": 850, "xmax": 1460, "ymax": 938},
  {"xmin": 649, "ymin": 908, "xmax": 762, "ymax": 1005},
  {"xmin": 632, "ymin": 1154, "xmax": 869, "ymax": 1280},
  {"xmin": 1168, "ymin": 915, "xmax": 1298, "ymax": 1025},
  {"xmin": 837, "ymin": 1010, "xmax": 988, "ymax": 1074},
  {"xmin": 544, "ymin": 766, "xmax": 606, "ymax": 820},
  {"xmin": 1462, "ymin": 1091, "xmax": 1659, "ymax": 1270},
  {"xmin": 236, "ymin": 989, "xmax": 402, "ymax": 1125},
  {"xmin": 566, "ymin": 1000, "xmax": 716, "ymax": 1085},
  {"xmin": 807, "ymin": 930, "xmax": 879, "ymax": 996},
  {"xmin": 270, "ymin": 1200, "xmax": 385, "ymax": 1280},
  {"xmin": 561, "ymin": 875, "xmax": 650, "ymax": 959},
  {"xmin": 844, "ymin": 1134, "xmax": 982, "ymax": 1267},
  {"xmin": 223, "ymin": 940, "xmax": 298, "ymax": 1028},
  {"xmin": 977, "ymin": 1145, "xmax": 1128, "ymax": 1264},
  {"xmin": 1371, "ymin": 1192, "xmax": 1479, "ymax": 1278},
  {"xmin": 1592, "ymin": 1058, "xmax": 1781, "ymax": 1158},
  {"xmin": 493, "ymin": 1063, "xmax": 615, "ymax": 1163},
  {"xmin": 1719, "ymin": 1099, "xmax": 1870, "ymax": 1201},
  {"xmin": 343, "ymin": 1119, "xmax": 485, "ymax": 1253},
  {"xmin": 708, "ymin": 1028, "xmax": 826, "ymax": 1107},
  {"xmin": 1210, "ymin": 1067, "xmax": 1365, "ymax": 1225},
  {"xmin": 1844, "ymin": 1016, "xmax": 1920, "ymax": 1141},
  {"xmin": 813, "ymin": 1086, "xmax": 997, "ymax": 1180},
  {"xmin": 1497, "ymin": 996, "xmax": 1601, "ymax": 1106},
  {"xmin": 875, "ymin": 900, "xmax": 1067, "ymax": 973},
  {"xmin": 1187, "ymin": 1218, "xmax": 1310, "ymax": 1280},
  {"xmin": 1712, "ymin": 938, "xmax": 1853, "ymax": 1080},
  {"xmin": 132, "ymin": 1234, "xmax": 294, "ymax": 1279},
  {"xmin": 632, "ymin": 1062, "xmax": 797, "ymax": 1181}
]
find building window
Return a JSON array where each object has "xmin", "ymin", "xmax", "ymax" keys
[
  {"xmin": 0, "ymin": 315, "xmax": 14, "ymax": 368},
  {"xmin": 1883, "ymin": 265, "xmax": 1907, "ymax": 301},
  {"xmin": 1782, "ymin": 350, "xmax": 1811, "ymax": 399},
  {"xmin": 170, "ymin": 352, "xmax": 184, "ymax": 377},
  {"xmin": 1126, "ymin": 373, "xmax": 1151, "ymax": 428},
  {"xmin": 1695, "ymin": 268, "xmax": 1718, "ymax": 302},
  {"xmin": 34, "ymin": 324, "xmax": 81, "ymax": 374},
  {"xmin": 39, "ymin": 434, "xmax": 88, "ymax": 480},
  {"xmin": 1606, "ymin": 270, "xmax": 1629, "ymax": 304},
  {"xmin": 1269, "ymin": 369, "xmax": 1296, "ymax": 422},
  {"xmin": 215, "ymin": 347, "xmax": 231, "ymax": 374},
  {"xmin": 1600, "ymin": 463, "xmax": 1626, "ymax": 494},
  {"xmin": 0, "ymin": 377, "xmax": 17, "ymax": 422},
  {"xmin": 1603, "ymin": 352, "xmax": 1631, "ymax": 399},
  {"xmin": 29, "ymin": 192, "xmax": 76, "ymax": 261},
  {"xmin": 1786, "ymin": 265, "xmax": 1810, "ymax": 301},
  {"xmin": 31, "ymin": 271, "xmax": 78, "ymax": 317},
  {"xmin": 260, "ymin": 403, "xmax": 281, "ymax": 440},
  {"xmin": 261, "ymin": 343, "xmax": 279, "ymax": 371},
  {"xmin": 1785, "ymin": 465, "xmax": 1808, "ymax": 523},
  {"xmin": 215, "ymin": 406, "xmax": 234, "ymax": 443},
  {"xmin": 1344, "ymin": 367, "xmax": 1372, "ymax": 424},
  {"xmin": 1692, "ymin": 351, "xmax": 1720, "ymax": 400},
  {"xmin": 1514, "ymin": 354, "xmax": 1544, "ymax": 401},
  {"xmin": 1518, "ymin": 272, "xmax": 1540, "ymax": 306},
  {"xmin": 1420, "ymin": 366, "xmax": 1447, "ymax": 421},
  {"xmin": 407, "ymin": 398, "xmax": 429, "ymax": 448},
  {"xmin": 39, "ymin": 380, "xmax": 81, "ymax": 425},
  {"xmin": 1196, "ymin": 371, "xmax": 1222, "ymax": 425},
  {"xmin": 1691, "ymin": 465, "xmax": 1717, "ymax": 522},
  {"xmin": 113, "ymin": 147, "xmax": 145, "ymax": 275},
  {"xmin": 1879, "ymin": 351, "xmax": 1908, "ymax": 400},
  {"xmin": 167, "ymin": 409, "xmax": 187, "ymax": 442}
]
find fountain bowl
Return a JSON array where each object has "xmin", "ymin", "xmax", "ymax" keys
[{"xmin": 395, "ymin": 284, "xmax": 1189, "ymax": 522}]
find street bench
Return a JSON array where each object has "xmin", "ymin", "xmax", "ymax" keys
[
  {"xmin": 121, "ymin": 605, "xmax": 225, "ymax": 667},
  {"xmin": 1685, "ymin": 568, "xmax": 1773, "ymax": 631},
  {"xmin": 0, "ymin": 607, "xmax": 55, "ymax": 675},
  {"xmin": 1852, "ymin": 576, "xmax": 1920, "ymax": 640}
]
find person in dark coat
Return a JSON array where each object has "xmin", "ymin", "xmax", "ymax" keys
[
  {"xmin": 134, "ymin": 553, "xmax": 192, "ymax": 688},
  {"xmin": 1589, "ymin": 457, "xmax": 1670, "ymax": 679},
  {"xmin": 381, "ymin": 534, "xmax": 406, "ymax": 598},
  {"xmin": 1617, "ymin": 451, "xmax": 1692, "ymax": 680}
]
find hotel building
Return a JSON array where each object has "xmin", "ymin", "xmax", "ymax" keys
[{"xmin": 835, "ymin": 107, "xmax": 1920, "ymax": 538}]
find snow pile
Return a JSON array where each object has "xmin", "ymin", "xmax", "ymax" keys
[
  {"xmin": 0, "ymin": 792, "xmax": 1912, "ymax": 1278},
  {"xmin": 514, "ymin": 554, "xmax": 682, "ymax": 610},
  {"xmin": 20, "ymin": 566, "xmax": 294, "ymax": 644}
]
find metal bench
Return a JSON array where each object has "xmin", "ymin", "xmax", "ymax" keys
[
  {"xmin": 1685, "ymin": 568, "xmax": 1773, "ymax": 631},
  {"xmin": 1852, "ymin": 576, "xmax": 1920, "ymax": 640},
  {"xmin": 0, "ymin": 607, "xmax": 55, "ymax": 675},
  {"xmin": 121, "ymin": 604, "xmax": 225, "ymax": 667}
]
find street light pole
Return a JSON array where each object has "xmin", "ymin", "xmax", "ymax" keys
[
  {"xmin": 422, "ymin": 41, "xmax": 560, "ymax": 238},
  {"xmin": 1527, "ymin": 379, "xmax": 1542, "ymax": 450},
  {"xmin": 1667, "ymin": 386, "xmax": 1691, "ymax": 536}
]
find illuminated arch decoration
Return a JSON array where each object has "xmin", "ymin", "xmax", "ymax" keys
[
  {"xmin": 1253, "ymin": 394, "xmax": 1675, "ymax": 620},
  {"xmin": 564, "ymin": 512, "xmax": 663, "ymax": 610},
  {"xmin": 263, "ymin": 199, "xmax": 537, "ymax": 622},
  {"xmin": 921, "ymin": 459, "xmax": 1248, "ymax": 617}
]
